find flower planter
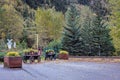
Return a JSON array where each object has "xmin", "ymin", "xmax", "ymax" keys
[
  {"xmin": 4, "ymin": 56, "xmax": 22, "ymax": 68},
  {"xmin": 58, "ymin": 54, "xmax": 69, "ymax": 60}
]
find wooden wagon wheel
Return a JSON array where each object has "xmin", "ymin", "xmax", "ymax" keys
[{"xmin": 29, "ymin": 56, "xmax": 34, "ymax": 63}]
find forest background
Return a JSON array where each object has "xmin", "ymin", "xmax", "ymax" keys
[{"xmin": 0, "ymin": 0, "xmax": 120, "ymax": 56}]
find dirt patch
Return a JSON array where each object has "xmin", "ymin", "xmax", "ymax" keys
[
  {"xmin": 68, "ymin": 57, "xmax": 120, "ymax": 63},
  {"xmin": 41, "ymin": 57, "xmax": 120, "ymax": 63}
]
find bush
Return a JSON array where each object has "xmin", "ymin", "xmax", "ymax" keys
[
  {"xmin": 17, "ymin": 41, "xmax": 27, "ymax": 50},
  {"xmin": 0, "ymin": 52, "xmax": 6, "ymax": 57},
  {"xmin": 115, "ymin": 51, "xmax": 120, "ymax": 56},
  {"xmin": 46, "ymin": 40, "xmax": 61, "ymax": 53},
  {"xmin": 19, "ymin": 51, "xmax": 23, "ymax": 56},
  {"xmin": 27, "ymin": 37, "xmax": 35, "ymax": 48},
  {"xmin": 59, "ymin": 50, "xmax": 69, "ymax": 55},
  {"xmin": 6, "ymin": 52, "xmax": 20, "ymax": 57},
  {"xmin": 0, "ymin": 52, "xmax": 6, "ymax": 62}
]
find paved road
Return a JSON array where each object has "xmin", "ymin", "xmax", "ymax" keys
[{"xmin": 0, "ymin": 61, "xmax": 120, "ymax": 80}]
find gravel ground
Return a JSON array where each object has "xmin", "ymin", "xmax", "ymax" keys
[{"xmin": 0, "ymin": 61, "xmax": 120, "ymax": 80}]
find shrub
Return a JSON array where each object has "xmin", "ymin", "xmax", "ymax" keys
[
  {"xmin": 59, "ymin": 50, "xmax": 69, "ymax": 55},
  {"xmin": 19, "ymin": 51, "xmax": 24, "ymax": 56},
  {"xmin": 6, "ymin": 52, "xmax": 20, "ymax": 57},
  {"xmin": 0, "ymin": 52, "xmax": 6, "ymax": 62},
  {"xmin": 27, "ymin": 37, "xmax": 35, "ymax": 48},
  {"xmin": 0, "ymin": 52, "xmax": 6, "ymax": 57},
  {"xmin": 17, "ymin": 41, "xmax": 27, "ymax": 50},
  {"xmin": 46, "ymin": 40, "xmax": 61, "ymax": 53}
]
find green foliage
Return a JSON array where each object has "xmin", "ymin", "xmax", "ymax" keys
[
  {"xmin": 78, "ymin": 5, "xmax": 115, "ymax": 56},
  {"xmin": 0, "ymin": 4, "xmax": 24, "ymax": 39},
  {"xmin": 109, "ymin": 0, "xmax": 120, "ymax": 55},
  {"xmin": 61, "ymin": 4, "xmax": 83, "ymax": 55},
  {"xmin": 35, "ymin": 8, "xmax": 64, "ymax": 47},
  {"xmin": 91, "ymin": 16, "xmax": 115, "ymax": 56},
  {"xmin": 0, "ymin": 52, "xmax": 6, "ymax": 57},
  {"xmin": 0, "ymin": 52, "xmax": 6, "ymax": 62},
  {"xmin": 22, "ymin": 41, "xmax": 27, "ymax": 48},
  {"xmin": 26, "ymin": 37, "xmax": 35, "ymax": 48},
  {"xmin": 80, "ymin": 6, "xmax": 95, "ymax": 56},
  {"xmin": 0, "ymin": 0, "xmax": 118, "ymax": 56},
  {"xmin": 46, "ymin": 40, "xmax": 61, "ymax": 53},
  {"xmin": 19, "ymin": 30, "xmax": 35, "ymax": 49},
  {"xmin": 19, "ymin": 40, "xmax": 27, "ymax": 49},
  {"xmin": 0, "ymin": 39, "xmax": 7, "ymax": 50}
]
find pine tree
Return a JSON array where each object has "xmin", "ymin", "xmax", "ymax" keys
[
  {"xmin": 92, "ymin": 16, "xmax": 115, "ymax": 56},
  {"xmin": 61, "ymin": 4, "xmax": 83, "ymax": 55},
  {"xmin": 81, "ymin": 16, "xmax": 94, "ymax": 56},
  {"xmin": 80, "ymin": 6, "xmax": 95, "ymax": 56}
]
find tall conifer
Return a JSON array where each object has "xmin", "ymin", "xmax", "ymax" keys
[{"xmin": 61, "ymin": 4, "xmax": 83, "ymax": 55}]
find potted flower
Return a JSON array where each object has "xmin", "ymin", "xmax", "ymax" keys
[
  {"xmin": 58, "ymin": 50, "xmax": 69, "ymax": 60},
  {"xmin": 4, "ymin": 52, "xmax": 22, "ymax": 68},
  {"xmin": 45, "ymin": 49, "xmax": 55, "ymax": 60},
  {"xmin": 23, "ymin": 48, "xmax": 40, "ymax": 63}
]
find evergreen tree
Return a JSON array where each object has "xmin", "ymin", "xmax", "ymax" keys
[
  {"xmin": 81, "ymin": 16, "xmax": 94, "ymax": 56},
  {"xmin": 61, "ymin": 4, "xmax": 83, "ymax": 55},
  {"xmin": 92, "ymin": 16, "xmax": 115, "ymax": 56}
]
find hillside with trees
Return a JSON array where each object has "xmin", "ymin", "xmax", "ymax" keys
[{"xmin": 0, "ymin": 0, "xmax": 120, "ymax": 56}]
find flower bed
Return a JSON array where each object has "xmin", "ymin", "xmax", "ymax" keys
[
  {"xmin": 45, "ymin": 49, "xmax": 56, "ymax": 60},
  {"xmin": 58, "ymin": 50, "xmax": 69, "ymax": 60},
  {"xmin": 23, "ymin": 49, "xmax": 41, "ymax": 63},
  {"xmin": 4, "ymin": 52, "xmax": 22, "ymax": 68}
]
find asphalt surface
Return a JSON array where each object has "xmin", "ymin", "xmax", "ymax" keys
[{"xmin": 0, "ymin": 61, "xmax": 120, "ymax": 80}]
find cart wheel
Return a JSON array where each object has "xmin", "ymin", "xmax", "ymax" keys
[
  {"xmin": 38, "ymin": 56, "xmax": 41, "ymax": 62},
  {"xmin": 29, "ymin": 56, "xmax": 34, "ymax": 63}
]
